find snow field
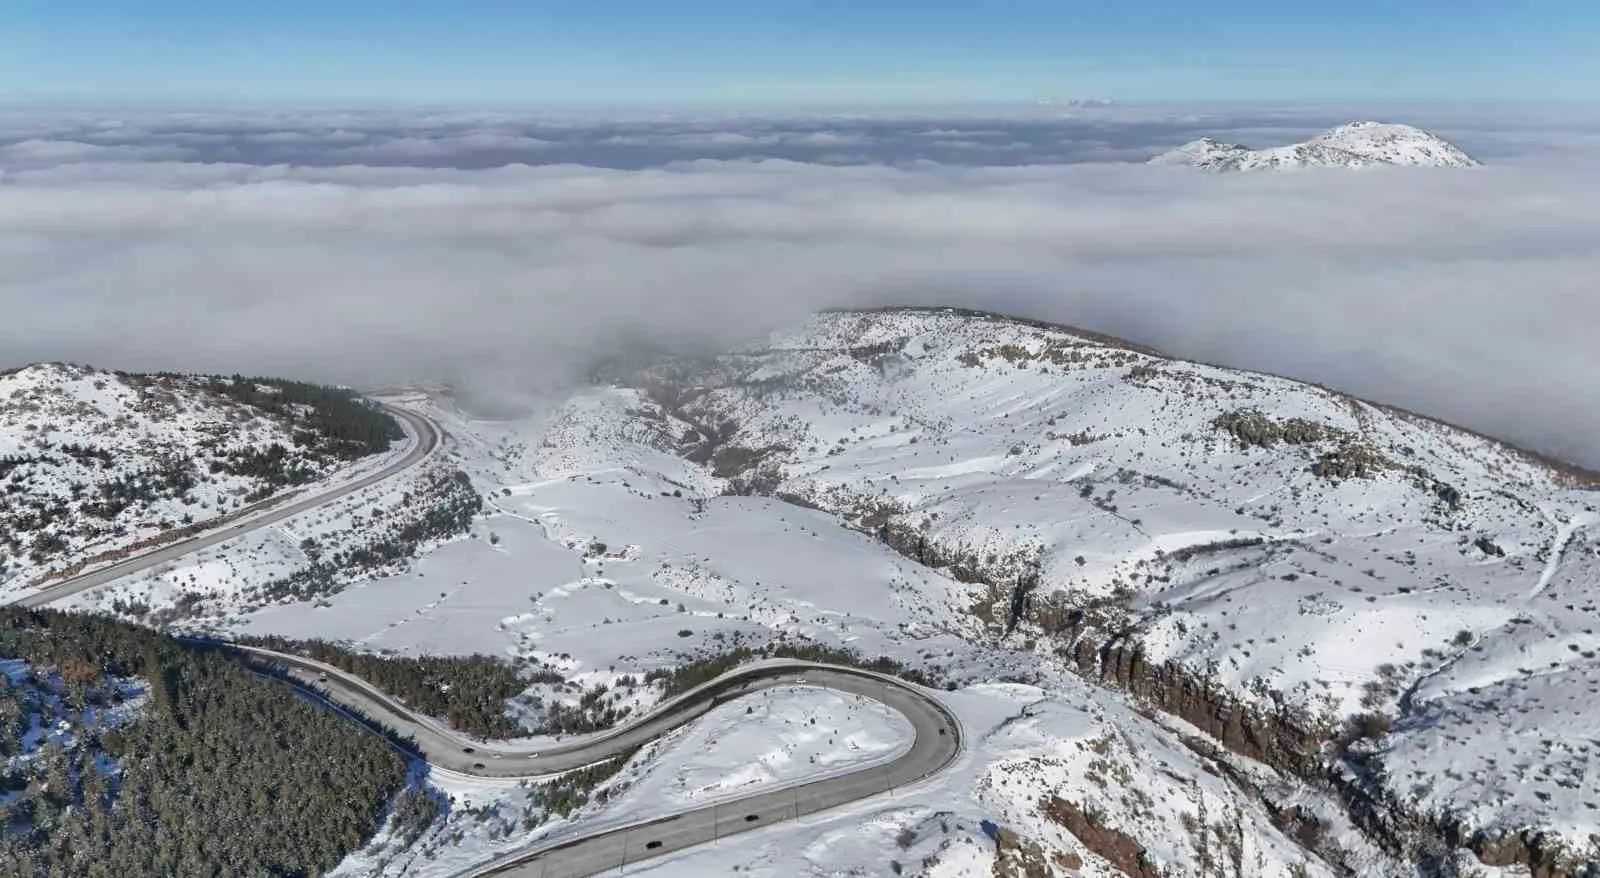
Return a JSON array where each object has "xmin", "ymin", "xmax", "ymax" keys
[{"xmin": 625, "ymin": 308, "xmax": 1600, "ymax": 854}]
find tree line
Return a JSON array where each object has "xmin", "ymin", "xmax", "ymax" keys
[
  {"xmin": 196, "ymin": 375, "xmax": 403, "ymax": 460},
  {"xmin": 239, "ymin": 634, "xmax": 528, "ymax": 739},
  {"xmin": 252, "ymin": 466, "xmax": 483, "ymax": 604},
  {"xmin": 644, "ymin": 642, "xmax": 941, "ymax": 698},
  {"xmin": 0, "ymin": 607, "xmax": 408, "ymax": 878}
]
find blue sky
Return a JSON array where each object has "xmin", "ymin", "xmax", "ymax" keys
[{"xmin": 1, "ymin": 1, "xmax": 1595, "ymax": 105}]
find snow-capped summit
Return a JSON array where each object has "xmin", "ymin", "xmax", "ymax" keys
[
  {"xmin": 1145, "ymin": 135, "xmax": 1253, "ymax": 170},
  {"xmin": 1150, "ymin": 120, "xmax": 1481, "ymax": 171}
]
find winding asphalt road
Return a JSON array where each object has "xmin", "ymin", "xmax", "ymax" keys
[
  {"xmin": 10, "ymin": 402, "xmax": 965, "ymax": 877},
  {"xmin": 238, "ymin": 644, "xmax": 963, "ymax": 878},
  {"xmin": 13, "ymin": 405, "xmax": 439, "ymax": 609}
]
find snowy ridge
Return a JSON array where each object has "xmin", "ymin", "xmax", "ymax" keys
[
  {"xmin": 0, "ymin": 363, "xmax": 405, "ymax": 596},
  {"xmin": 1150, "ymin": 121, "xmax": 1481, "ymax": 171},
  {"xmin": 589, "ymin": 307, "xmax": 1598, "ymax": 866}
]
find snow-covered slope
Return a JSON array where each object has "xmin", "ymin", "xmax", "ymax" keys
[
  {"xmin": 50, "ymin": 307, "xmax": 1599, "ymax": 874},
  {"xmin": 0, "ymin": 363, "xmax": 405, "ymax": 594},
  {"xmin": 1150, "ymin": 121, "xmax": 1481, "ymax": 171},
  {"xmin": 170, "ymin": 387, "xmax": 1378, "ymax": 878},
  {"xmin": 584, "ymin": 307, "xmax": 1597, "ymax": 871}
]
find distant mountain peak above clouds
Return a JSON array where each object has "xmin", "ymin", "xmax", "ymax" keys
[{"xmin": 1149, "ymin": 121, "xmax": 1481, "ymax": 171}]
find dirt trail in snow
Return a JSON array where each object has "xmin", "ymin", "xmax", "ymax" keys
[{"xmin": 1528, "ymin": 511, "xmax": 1598, "ymax": 599}]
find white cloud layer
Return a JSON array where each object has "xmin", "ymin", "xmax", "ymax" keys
[{"xmin": 2, "ymin": 105, "xmax": 1599, "ymax": 466}]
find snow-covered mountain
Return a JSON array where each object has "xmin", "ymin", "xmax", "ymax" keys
[
  {"xmin": 37, "ymin": 309, "xmax": 1600, "ymax": 876},
  {"xmin": 0, "ymin": 363, "xmax": 405, "ymax": 592},
  {"xmin": 581, "ymin": 307, "xmax": 1595, "ymax": 873},
  {"xmin": 1150, "ymin": 121, "xmax": 1481, "ymax": 171}
]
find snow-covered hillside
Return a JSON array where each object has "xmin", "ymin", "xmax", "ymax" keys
[
  {"xmin": 0, "ymin": 363, "xmax": 405, "ymax": 594},
  {"xmin": 141, "ymin": 386, "xmax": 1373, "ymax": 878},
  {"xmin": 585, "ymin": 307, "xmax": 1597, "ymax": 872},
  {"xmin": 1150, "ymin": 121, "xmax": 1481, "ymax": 171},
  {"xmin": 42, "ymin": 307, "xmax": 1599, "ymax": 874}
]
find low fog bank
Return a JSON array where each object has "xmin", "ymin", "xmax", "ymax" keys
[
  {"xmin": 3, "ymin": 106, "xmax": 1598, "ymax": 468},
  {"xmin": 5, "ymin": 102, "xmax": 1599, "ymax": 171}
]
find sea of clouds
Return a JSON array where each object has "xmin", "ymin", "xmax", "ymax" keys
[{"xmin": 3, "ymin": 102, "xmax": 1598, "ymax": 465}]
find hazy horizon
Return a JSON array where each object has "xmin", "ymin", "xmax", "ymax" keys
[{"xmin": 4, "ymin": 102, "xmax": 1600, "ymax": 469}]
